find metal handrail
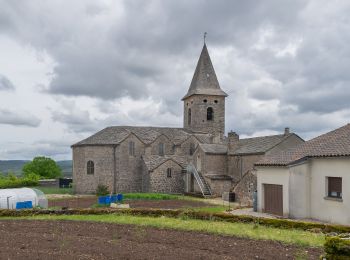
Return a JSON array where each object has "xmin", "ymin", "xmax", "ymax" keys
[{"xmin": 187, "ymin": 163, "xmax": 211, "ymax": 196}]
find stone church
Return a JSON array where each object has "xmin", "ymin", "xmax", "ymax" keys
[{"xmin": 72, "ymin": 43, "xmax": 304, "ymax": 204}]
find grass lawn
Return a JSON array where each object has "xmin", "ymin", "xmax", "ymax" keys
[
  {"xmin": 35, "ymin": 187, "xmax": 73, "ymax": 195},
  {"xmin": 123, "ymin": 193, "xmax": 194, "ymax": 200},
  {"xmin": 3, "ymin": 214, "xmax": 325, "ymax": 247},
  {"xmin": 184, "ymin": 206, "xmax": 229, "ymax": 213}
]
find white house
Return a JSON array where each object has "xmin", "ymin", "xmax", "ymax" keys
[{"xmin": 255, "ymin": 124, "xmax": 350, "ymax": 225}]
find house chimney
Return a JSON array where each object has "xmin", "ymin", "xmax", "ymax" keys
[
  {"xmin": 284, "ymin": 127, "xmax": 290, "ymax": 135},
  {"xmin": 228, "ymin": 131, "xmax": 239, "ymax": 152}
]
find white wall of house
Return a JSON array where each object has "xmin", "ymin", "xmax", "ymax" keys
[
  {"xmin": 256, "ymin": 157, "xmax": 350, "ymax": 225},
  {"xmin": 288, "ymin": 162, "xmax": 311, "ymax": 219},
  {"xmin": 256, "ymin": 167, "xmax": 290, "ymax": 217},
  {"xmin": 309, "ymin": 158, "xmax": 350, "ymax": 225}
]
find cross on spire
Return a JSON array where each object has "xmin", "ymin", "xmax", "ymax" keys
[{"xmin": 204, "ymin": 32, "xmax": 207, "ymax": 44}]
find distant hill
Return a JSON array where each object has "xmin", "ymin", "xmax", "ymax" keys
[{"xmin": 0, "ymin": 160, "xmax": 72, "ymax": 177}]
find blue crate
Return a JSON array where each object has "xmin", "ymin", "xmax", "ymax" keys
[
  {"xmin": 16, "ymin": 201, "xmax": 33, "ymax": 209},
  {"xmin": 111, "ymin": 195, "xmax": 118, "ymax": 203},
  {"xmin": 117, "ymin": 194, "xmax": 123, "ymax": 202},
  {"xmin": 98, "ymin": 194, "xmax": 123, "ymax": 204},
  {"xmin": 98, "ymin": 196, "xmax": 112, "ymax": 204}
]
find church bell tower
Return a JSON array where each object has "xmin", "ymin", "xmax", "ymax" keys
[{"xmin": 182, "ymin": 43, "xmax": 228, "ymax": 140}]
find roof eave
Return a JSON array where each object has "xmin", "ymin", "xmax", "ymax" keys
[{"xmin": 181, "ymin": 92, "xmax": 228, "ymax": 101}]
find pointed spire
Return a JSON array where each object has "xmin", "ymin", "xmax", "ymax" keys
[{"xmin": 182, "ymin": 43, "xmax": 228, "ymax": 100}]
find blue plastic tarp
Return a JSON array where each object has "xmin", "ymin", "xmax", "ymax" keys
[
  {"xmin": 98, "ymin": 194, "xmax": 123, "ymax": 204},
  {"xmin": 16, "ymin": 201, "xmax": 33, "ymax": 209}
]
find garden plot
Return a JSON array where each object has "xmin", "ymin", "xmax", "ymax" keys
[
  {"xmin": 48, "ymin": 197, "xmax": 218, "ymax": 210},
  {"xmin": 0, "ymin": 220, "xmax": 323, "ymax": 260}
]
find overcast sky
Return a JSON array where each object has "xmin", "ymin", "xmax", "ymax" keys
[{"xmin": 0, "ymin": 0, "xmax": 349, "ymax": 160}]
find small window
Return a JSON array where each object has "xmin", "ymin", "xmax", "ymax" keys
[
  {"xmin": 87, "ymin": 161, "xmax": 94, "ymax": 175},
  {"xmin": 159, "ymin": 143, "xmax": 165, "ymax": 156},
  {"xmin": 167, "ymin": 168, "xmax": 172, "ymax": 178},
  {"xmin": 188, "ymin": 108, "xmax": 191, "ymax": 126},
  {"xmin": 328, "ymin": 177, "xmax": 342, "ymax": 198},
  {"xmin": 189, "ymin": 143, "xmax": 195, "ymax": 155},
  {"xmin": 207, "ymin": 107, "xmax": 213, "ymax": 121},
  {"xmin": 172, "ymin": 144, "xmax": 176, "ymax": 153},
  {"xmin": 129, "ymin": 141, "xmax": 135, "ymax": 156},
  {"xmin": 214, "ymin": 100, "xmax": 218, "ymax": 104},
  {"xmin": 203, "ymin": 99, "xmax": 207, "ymax": 103}
]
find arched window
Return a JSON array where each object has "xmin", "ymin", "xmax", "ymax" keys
[
  {"xmin": 87, "ymin": 161, "xmax": 94, "ymax": 175},
  {"xmin": 167, "ymin": 168, "xmax": 172, "ymax": 178},
  {"xmin": 188, "ymin": 108, "xmax": 191, "ymax": 125},
  {"xmin": 189, "ymin": 143, "xmax": 195, "ymax": 155},
  {"xmin": 129, "ymin": 141, "xmax": 135, "ymax": 156},
  {"xmin": 207, "ymin": 107, "xmax": 213, "ymax": 121},
  {"xmin": 159, "ymin": 143, "xmax": 165, "ymax": 156}
]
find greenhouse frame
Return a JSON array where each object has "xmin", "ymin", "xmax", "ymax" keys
[{"xmin": 0, "ymin": 188, "xmax": 48, "ymax": 209}]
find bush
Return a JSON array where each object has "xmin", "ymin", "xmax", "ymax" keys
[
  {"xmin": 22, "ymin": 156, "xmax": 62, "ymax": 179},
  {"xmin": 324, "ymin": 235, "xmax": 350, "ymax": 259},
  {"xmin": 0, "ymin": 172, "xmax": 39, "ymax": 189},
  {"xmin": 96, "ymin": 184, "xmax": 109, "ymax": 196}
]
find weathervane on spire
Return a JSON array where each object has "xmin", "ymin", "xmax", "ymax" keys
[{"xmin": 204, "ymin": 32, "xmax": 207, "ymax": 44}]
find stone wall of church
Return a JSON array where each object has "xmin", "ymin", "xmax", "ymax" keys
[
  {"xmin": 141, "ymin": 160, "xmax": 150, "ymax": 192},
  {"xmin": 177, "ymin": 136, "xmax": 199, "ymax": 157},
  {"xmin": 194, "ymin": 152, "xmax": 227, "ymax": 176},
  {"xmin": 148, "ymin": 160, "xmax": 184, "ymax": 194},
  {"xmin": 183, "ymin": 95, "xmax": 225, "ymax": 138},
  {"xmin": 233, "ymin": 170, "xmax": 257, "ymax": 206},
  {"xmin": 228, "ymin": 154, "xmax": 264, "ymax": 183},
  {"xmin": 72, "ymin": 145, "xmax": 115, "ymax": 194},
  {"xmin": 115, "ymin": 134, "xmax": 145, "ymax": 193},
  {"xmin": 205, "ymin": 178, "xmax": 232, "ymax": 196},
  {"xmin": 146, "ymin": 135, "xmax": 175, "ymax": 156}
]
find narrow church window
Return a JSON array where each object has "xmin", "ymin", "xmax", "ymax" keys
[
  {"xmin": 129, "ymin": 141, "xmax": 135, "ymax": 156},
  {"xmin": 189, "ymin": 143, "xmax": 195, "ymax": 155},
  {"xmin": 207, "ymin": 107, "xmax": 213, "ymax": 121},
  {"xmin": 167, "ymin": 168, "xmax": 172, "ymax": 178},
  {"xmin": 188, "ymin": 108, "xmax": 191, "ymax": 125},
  {"xmin": 159, "ymin": 143, "xmax": 165, "ymax": 156},
  {"xmin": 87, "ymin": 161, "xmax": 94, "ymax": 175}
]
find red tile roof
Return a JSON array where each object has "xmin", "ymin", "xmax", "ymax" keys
[{"xmin": 256, "ymin": 124, "xmax": 350, "ymax": 166}]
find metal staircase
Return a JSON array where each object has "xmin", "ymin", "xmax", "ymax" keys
[{"xmin": 187, "ymin": 163, "xmax": 212, "ymax": 197}]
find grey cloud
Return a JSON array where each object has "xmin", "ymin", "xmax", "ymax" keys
[
  {"xmin": 4, "ymin": 141, "xmax": 70, "ymax": 159},
  {"xmin": 51, "ymin": 109, "xmax": 99, "ymax": 133},
  {"xmin": 0, "ymin": 74, "xmax": 15, "ymax": 90},
  {"xmin": 1, "ymin": 0, "xmax": 350, "ymax": 142},
  {"xmin": 0, "ymin": 0, "xmax": 306, "ymax": 100},
  {"xmin": 0, "ymin": 109, "xmax": 41, "ymax": 127}
]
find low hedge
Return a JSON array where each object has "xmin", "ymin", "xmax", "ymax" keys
[
  {"xmin": 323, "ymin": 236, "xmax": 350, "ymax": 259},
  {"xmin": 0, "ymin": 175, "xmax": 38, "ymax": 189},
  {"xmin": 0, "ymin": 208, "xmax": 349, "ymax": 234}
]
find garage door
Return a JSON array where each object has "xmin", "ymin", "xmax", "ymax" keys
[{"xmin": 264, "ymin": 184, "xmax": 283, "ymax": 216}]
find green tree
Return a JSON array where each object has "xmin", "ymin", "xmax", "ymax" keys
[{"xmin": 22, "ymin": 156, "xmax": 62, "ymax": 179}]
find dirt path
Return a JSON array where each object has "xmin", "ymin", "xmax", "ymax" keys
[
  {"xmin": 49, "ymin": 197, "xmax": 215, "ymax": 209},
  {"xmin": 0, "ymin": 220, "xmax": 322, "ymax": 259}
]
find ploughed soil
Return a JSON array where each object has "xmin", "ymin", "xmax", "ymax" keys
[
  {"xmin": 0, "ymin": 220, "xmax": 323, "ymax": 260},
  {"xmin": 49, "ymin": 197, "xmax": 215, "ymax": 209}
]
